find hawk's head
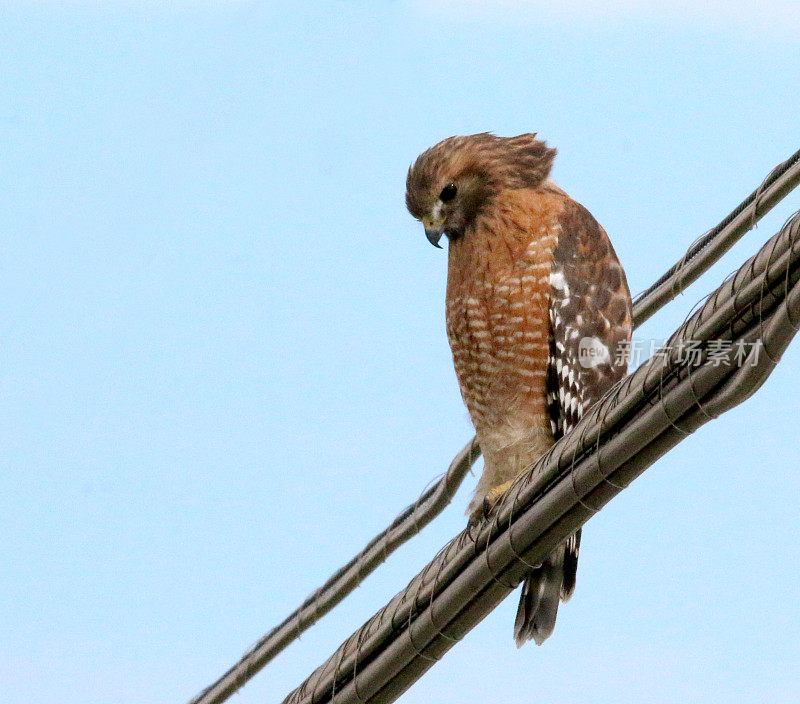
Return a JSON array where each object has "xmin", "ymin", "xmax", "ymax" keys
[{"xmin": 405, "ymin": 132, "xmax": 556, "ymax": 247}]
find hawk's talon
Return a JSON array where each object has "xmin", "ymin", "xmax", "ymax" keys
[
  {"xmin": 466, "ymin": 506, "xmax": 484, "ymax": 535},
  {"xmin": 467, "ymin": 480, "xmax": 514, "ymax": 529}
]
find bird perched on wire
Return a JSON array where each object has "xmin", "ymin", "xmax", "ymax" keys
[{"xmin": 406, "ymin": 133, "xmax": 632, "ymax": 646}]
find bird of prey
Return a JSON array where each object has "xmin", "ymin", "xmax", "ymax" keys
[{"xmin": 406, "ymin": 133, "xmax": 632, "ymax": 646}]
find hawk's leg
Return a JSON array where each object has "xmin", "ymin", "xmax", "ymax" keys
[{"xmin": 467, "ymin": 479, "xmax": 513, "ymax": 528}]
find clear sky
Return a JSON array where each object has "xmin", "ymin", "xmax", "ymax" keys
[{"xmin": 2, "ymin": 2, "xmax": 799, "ymax": 703}]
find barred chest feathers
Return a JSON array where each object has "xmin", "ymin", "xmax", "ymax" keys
[{"xmin": 444, "ymin": 192, "xmax": 562, "ymax": 503}]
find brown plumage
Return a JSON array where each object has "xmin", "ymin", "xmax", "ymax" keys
[{"xmin": 406, "ymin": 133, "xmax": 632, "ymax": 646}]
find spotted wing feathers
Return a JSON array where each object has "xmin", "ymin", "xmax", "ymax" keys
[
  {"xmin": 548, "ymin": 199, "xmax": 632, "ymax": 440},
  {"xmin": 514, "ymin": 196, "xmax": 632, "ymax": 646}
]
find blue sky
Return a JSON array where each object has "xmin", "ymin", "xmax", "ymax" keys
[{"xmin": 1, "ymin": 3, "xmax": 799, "ymax": 703}]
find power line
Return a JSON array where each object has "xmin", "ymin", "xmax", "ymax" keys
[
  {"xmin": 282, "ymin": 209, "xmax": 800, "ymax": 704},
  {"xmin": 187, "ymin": 440, "xmax": 479, "ymax": 704},
  {"xmin": 631, "ymin": 148, "xmax": 800, "ymax": 326},
  {"xmin": 187, "ymin": 149, "xmax": 800, "ymax": 704}
]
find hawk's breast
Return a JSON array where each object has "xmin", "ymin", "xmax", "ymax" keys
[{"xmin": 445, "ymin": 192, "xmax": 562, "ymax": 452}]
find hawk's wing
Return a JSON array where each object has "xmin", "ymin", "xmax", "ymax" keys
[{"xmin": 547, "ymin": 197, "xmax": 632, "ymax": 598}]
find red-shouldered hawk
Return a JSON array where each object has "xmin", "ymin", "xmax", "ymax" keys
[{"xmin": 406, "ymin": 133, "xmax": 632, "ymax": 646}]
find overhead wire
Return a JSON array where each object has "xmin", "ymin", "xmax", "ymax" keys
[
  {"xmin": 187, "ymin": 148, "xmax": 800, "ymax": 704},
  {"xmin": 283, "ymin": 209, "xmax": 800, "ymax": 704}
]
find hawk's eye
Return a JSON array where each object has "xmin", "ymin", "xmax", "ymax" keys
[{"xmin": 439, "ymin": 183, "xmax": 457, "ymax": 202}]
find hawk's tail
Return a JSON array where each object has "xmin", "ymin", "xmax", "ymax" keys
[{"xmin": 513, "ymin": 529, "xmax": 580, "ymax": 647}]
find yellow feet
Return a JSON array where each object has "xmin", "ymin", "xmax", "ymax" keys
[
  {"xmin": 468, "ymin": 480, "xmax": 514, "ymax": 527},
  {"xmin": 485, "ymin": 480, "xmax": 513, "ymax": 505}
]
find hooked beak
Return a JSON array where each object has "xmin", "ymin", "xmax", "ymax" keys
[{"xmin": 422, "ymin": 218, "xmax": 445, "ymax": 249}]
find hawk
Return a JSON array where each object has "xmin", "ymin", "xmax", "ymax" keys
[{"xmin": 406, "ymin": 133, "xmax": 632, "ymax": 646}]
